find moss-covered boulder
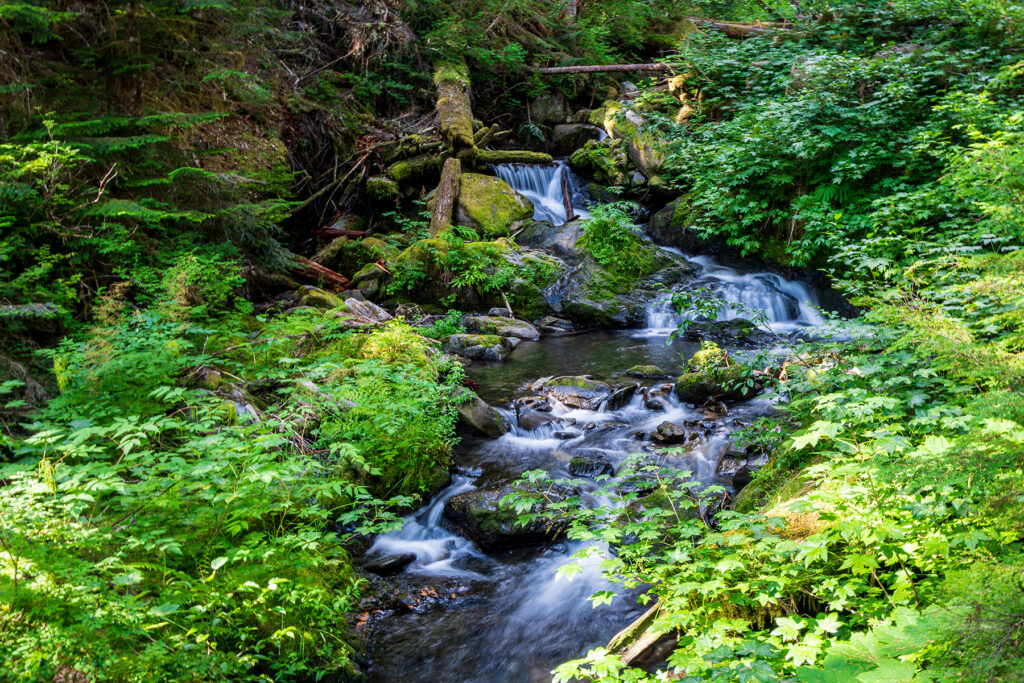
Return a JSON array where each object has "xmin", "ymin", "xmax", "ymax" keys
[
  {"xmin": 366, "ymin": 176, "xmax": 400, "ymax": 204},
  {"xmin": 296, "ymin": 286, "xmax": 344, "ymax": 310},
  {"xmin": 675, "ymin": 364, "xmax": 761, "ymax": 404},
  {"xmin": 445, "ymin": 333, "xmax": 516, "ymax": 361},
  {"xmin": 569, "ymin": 138, "xmax": 632, "ymax": 187},
  {"xmin": 464, "ymin": 315, "xmax": 540, "ymax": 341},
  {"xmin": 442, "ymin": 482, "xmax": 575, "ymax": 550},
  {"xmin": 592, "ymin": 100, "xmax": 667, "ymax": 186},
  {"xmin": 454, "ymin": 173, "xmax": 533, "ymax": 237},
  {"xmin": 313, "ymin": 236, "xmax": 397, "ymax": 275}
]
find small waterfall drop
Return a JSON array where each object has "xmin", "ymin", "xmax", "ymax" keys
[
  {"xmin": 493, "ymin": 162, "xmax": 589, "ymax": 225},
  {"xmin": 640, "ymin": 247, "xmax": 826, "ymax": 336}
]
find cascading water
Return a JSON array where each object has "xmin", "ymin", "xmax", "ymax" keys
[
  {"xmin": 366, "ymin": 162, "xmax": 829, "ymax": 682},
  {"xmin": 640, "ymin": 248, "xmax": 826, "ymax": 337},
  {"xmin": 493, "ymin": 162, "xmax": 590, "ymax": 225}
]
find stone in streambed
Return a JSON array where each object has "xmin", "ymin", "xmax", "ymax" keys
[
  {"xmin": 623, "ymin": 364, "xmax": 670, "ymax": 379},
  {"xmin": 455, "ymin": 390, "xmax": 510, "ymax": 438},
  {"xmin": 606, "ymin": 384, "xmax": 637, "ymax": 410},
  {"xmin": 445, "ymin": 333, "xmax": 516, "ymax": 361},
  {"xmin": 442, "ymin": 482, "xmax": 576, "ymax": 550},
  {"xmin": 540, "ymin": 375, "xmax": 612, "ymax": 410},
  {"xmin": 363, "ymin": 553, "xmax": 416, "ymax": 577},
  {"xmin": 464, "ymin": 315, "xmax": 540, "ymax": 341},
  {"xmin": 675, "ymin": 364, "xmax": 759, "ymax": 404},
  {"xmin": 537, "ymin": 316, "xmax": 574, "ymax": 335},
  {"xmin": 569, "ymin": 454, "xmax": 615, "ymax": 479},
  {"xmin": 514, "ymin": 395, "xmax": 560, "ymax": 431}
]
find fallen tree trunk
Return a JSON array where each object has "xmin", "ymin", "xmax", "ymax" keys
[
  {"xmin": 313, "ymin": 228, "xmax": 368, "ymax": 239},
  {"xmin": 471, "ymin": 150, "xmax": 553, "ymax": 167},
  {"xmin": 534, "ymin": 63, "xmax": 673, "ymax": 75},
  {"xmin": 291, "ymin": 256, "xmax": 352, "ymax": 290},
  {"xmin": 434, "ymin": 60, "xmax": 477, "ymax": 155},
  {"xmin": 429, "ymin": 157, "xmax": 461, "ymax": 237},
  {"xmin": 690, "ymin": 18, "xmax": 785, "ymax": 38},
  {"xmin": 386, "ymin": 153, "xmax": 446, "ymax": 184}
]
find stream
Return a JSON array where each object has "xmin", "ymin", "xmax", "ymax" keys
[{"xmin": 363, "ymin": 164, "xmax": 828, "ymax": 682}]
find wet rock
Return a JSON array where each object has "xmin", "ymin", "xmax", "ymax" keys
[
  {"xmin": 569, "ymin": 454, "xmax": 615, "ymax": 479},
  {"xmin": 455, "ymin": 173, "xmax": 534, "ymax": 238},
  {"xmin": 540, "ymin": 375, "xmax": 612, "ymax": 410},
  {"xmin": 675, "ymin": 364, "xmax": 762, "ymax": 404},
  {"xmin": 514, "ymin": 396, "xmax": 559, "ymax": 431},
  {"xmin": 538, "ymin": 316, "xmax": 574, "ymax": 335},
  {"xmin": 680, "ymin": 319, "xmax": 769, "ymax": 347},
  {"xmin": 555, "ymin": 428, "xmax": 581, "ymax": 439},
  {"xmin": 582, "ymin": 421, "xmax": 597, "ymax": 430},
  {"xmin": 445, "ymin": 333, "xmax": 516, "ymax": 361},
  {"xmin": 487, "ymin": 307, "xmax": 513, "ymax": 317},
  {"xmin": 649, "ymin": 421, "xmax": 693, "ymax": 446},
  {"xmin": 517, "ymin": 219, "xmax": 586, "ymax": 262},
  {"xmin": 643, "ymin": 395, "xmax": 667, "ymax": 411},
  {"xmin": 606, "ymin": 384, "xmax": 637, "ymax": 410},
  {"xmin": 455, "ymin": 391, "xmax": 510, "ymax": 438},
  {"xmin": 464, "ymin": 315, "xmax": 540, "ymax": 341},
  {"xmin": 363, "ymin": 553, "xmax": 416, "ymax": 577},
  {"xmin": 442, "ymin": 483, "xmax": 576, "ymax": 550},
  {"xmin": 623, "ymin": 364, "xmax": 670, "ymax": 379}
]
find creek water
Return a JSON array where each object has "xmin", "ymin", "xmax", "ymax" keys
[{"xmin": 363, "ymin": 165, "xmax": 827, "ymax": 682}]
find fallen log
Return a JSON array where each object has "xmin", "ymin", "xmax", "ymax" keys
[
  {"xmin": 313, "ymin": 228, "xmax": 368, "ymax": 239},
  {"xmin": 291, "ymin": 256, "xmax": 352, "ymax": 290},
  {"xmin": 434, "ymin": 60, "xmax": 477, "ymax": 155},
  {"xmin": 690, "ymin": 18, "xmax": 786, "ymax": 38},
  {"xmin": 386, "ymin": 153, "xmax": 446, "ymax": 184},
  {"xmin": 534, "ymin": 63, "xmax": 672, "ymax": 75},
  {"xmin": 471, "ymin": 150, "xmax": 553, "ymax": 167},
  {"xmin": 429, "ymin": 157, "xmax": 461, "ymax": 237}
]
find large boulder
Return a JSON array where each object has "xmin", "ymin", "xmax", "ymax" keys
[
  {"xmin": 455, "ymin": 173, "xmax": 533, "ymax": 237},
  {"xmin": 455, "ymin": 390, "xmax": 511, "ymax": 438},
  {"xmin": 442, "ymin": 482, "xmax": 575, "ymax": 550},
  {"xmin": 518, "ymin": 219, "xmax": 587, "ymax": 262},
  {"xmin": 679, "ymin": 319, "xmax": 769, "ymax": 347},
  {"xmin": 675, "ymin": 364, "xmax": 760, "ymax": 404},
  {"xmin": 569, "ymin": 138, "xmax": 633, "ymax": 187},
  {"xmin": 645, "ymin": 196, "xmax": 710, "ymax": 252},
  {"xmin": 445, "ymin": 333, "xmax": 517, "ymax": 361},
  {"xmin": 464, "ymin": 315, "xmax": 540, "ymax": 341},
  {"xmin": 538, "ymin": 375, "xmax": 612, "ymax": 410}
]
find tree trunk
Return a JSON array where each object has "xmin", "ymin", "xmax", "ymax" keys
[
  {"xmin": 689, "ymin": 18, "xmax": 784, "ymax": 38},
  {"xmin": 534, "ymin": 63, "xmax": 672, "ymax": 75},
  {"xmin": 434, "ymin": 60, "xmax": 477, "ymax": 155},
  {"xmin": 560, "ymin": 170, "xmax": 574, "ymax": 222},
  {"xmin": 429, "ymin": 157, "xmax": 461, "ymax": 237}
]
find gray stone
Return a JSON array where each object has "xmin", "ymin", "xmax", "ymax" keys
[
  {"xmin": 363, "ymin": 554, "xmax": 416, "ymax": 577},
  {"xmin": 464, "ymin": 315, "xmax": 540, "ymax": 341}
]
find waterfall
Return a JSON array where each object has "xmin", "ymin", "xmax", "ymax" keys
[
  {"xmin": 641, "ymin": 248, "xmax": 826, "ymax": 336},
  {"xmin": 493, "ymin": 161, "xmax": 590, "ymax": 225}
]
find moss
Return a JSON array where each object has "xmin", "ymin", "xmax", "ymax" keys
[
  {"xmin": 569, "ymin": 139, "xmax": 631, "ymax": 186},
  {"xmin": 366, "ymin": 176, "xmax": 400, "ymax": 202},
  {"xmin": 296, "ymin": 287, "xmax": 344, "ymax": 310},
  {"xmin": 455, "ymin": 173, "xmax": 533, "ymax": 237},
  {"xmin": 625, "ymin": 364, "xmax": 667, "ymax": 379}
]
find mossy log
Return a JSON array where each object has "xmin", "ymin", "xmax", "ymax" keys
[
  {"xmin": 434, "ymin": 59, "xmax": 477, "ymax": 155},
  {"xmin": 386, "ymin": 153, "xmax": 446, "ymax": 185},
  {"xmin": 469, "ymin": 150, "xmax": 553, "ymax": 168},
  {"xmin": 429, "ymin": 157, "xmax": 461, "ymax": 237}
]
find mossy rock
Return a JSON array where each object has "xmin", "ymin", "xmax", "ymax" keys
[
  {"xmin": 541, "ymin": 375, "xmax": 612, "ymax": 409},
  {"xmin": 442, "ymin": 483, "xmax": 575, "ymax": 550},
  {"xmin": 675, "ymin": 364, "xmax": 759, "ymax": 404},
  {"xmin": 454, "ymin": 173, "xmax": 533, "ymax": 237},
  {"xmin": 315, "ymin": 236, "xmax": 397, "ymax": 275},
  {"xmin": 624, "ymin": 364, "xmax": 670, "ymax": 379},
  {"xmin": 366, "ymin": 176, "xmax": 400, "ymax": 203},
  {"xmin": 464, "ymin": 315, "xmax": 539, "ymax": 341},
  {"xmin": 569, "ymin": 139, "xmax": 632, "ymax": 187},
  {"xmin": 445, "ymin": 333, "xmax": 514, "ymax": 361},
  {"xmin": 296, "ymin": 287, "xmax": 344, "ymax": 310}
]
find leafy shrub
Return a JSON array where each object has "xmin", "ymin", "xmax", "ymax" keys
[{"xmin": 578, "ymin": 201, "xmax": 653, "ymax": 277}]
